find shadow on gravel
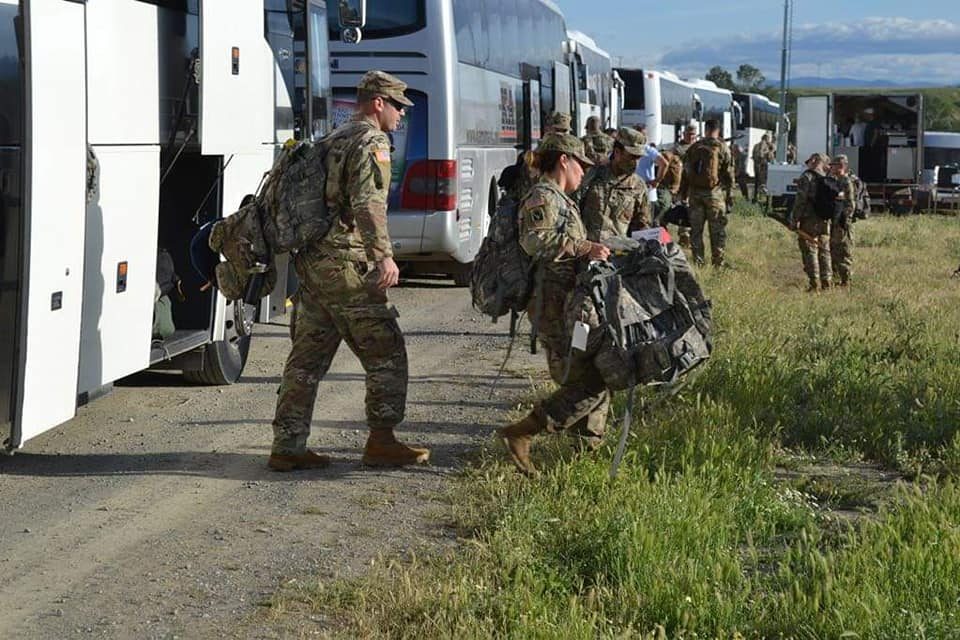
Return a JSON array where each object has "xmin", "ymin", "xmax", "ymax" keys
[
  {"xmin": 0, "ymin": 445, "xmax": 475, "ymax": 480},
  {"xmin": 184, "ymin": 418, "xmax": 498, "ymax": 439},
  {"xmin": 115, "ymin": 370, "xmax": 201, "ymax": 388}
]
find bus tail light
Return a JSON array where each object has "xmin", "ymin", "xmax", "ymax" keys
[{"xmin": 401, "ymin": 160, "xmax": 458, "ymax": 211}]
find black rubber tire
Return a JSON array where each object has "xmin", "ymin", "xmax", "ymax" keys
[
  {"xmin": 452, "ymin": 268, "xmax": 471, "ymax": 287},
  {"xmin": 182, "ymin": 301, "xmax": 252, "ymax": 385}
]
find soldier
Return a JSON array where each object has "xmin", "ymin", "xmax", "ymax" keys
[
  {"xmin": 581, "ymin": 127, "xmax": 650, "ymax": 241},
  {"xmin": 671, "ymin": 123, "xmax": 699, "ymax": 246},
  {"xmin": 828, "ymin": 155, "xmax": 856, "ymax": 286},
  {"xmin": 581, "ymin": 115, "xmax": 614, "ymax": 165},
  {"xmin": 681, "ymin": 119, "xmax": 734, "ymax": 266},
  {"xmin": 751, "ymin": 134, "xmax": 775, "ymax": 202},
  {"xmin": 792, "ymin": 153, "xmax": 832, "ymax": 291},
  {"xmin": 654, "ymin": 146, "xmax": 683, "ymax": 225},
  {"xmin": 786, "ymin": 142, "xmax": 797, "ymax": 165},
  {"xmin": 496, "ymin": 133, "xmax": 612, "ymax": 475},
  {"xmin": 547, "ymin": 111, "xmax": 572, "ymax": 135},
  {"xmin": 268, "ymin": 70, "xmax": 429, "ymax": 471}
]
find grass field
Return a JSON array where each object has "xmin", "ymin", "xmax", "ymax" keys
[{"xmin": 269, "ymin": 206, "xmax": 960, "ymax": 639}]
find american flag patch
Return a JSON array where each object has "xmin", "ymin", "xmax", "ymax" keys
[{"xmin": 375, "ymin": 150, "xmax": 391, "ymax": 163}]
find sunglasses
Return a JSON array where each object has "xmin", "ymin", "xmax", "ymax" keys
[{"xmin": 381, "ymin": 96, "xmax": 407, "ymax": 111}]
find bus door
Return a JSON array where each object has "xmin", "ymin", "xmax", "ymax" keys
[
  {"xmin": 520, "ymin": 64, "xmax": 542, "ymax": 152},
  {"xmin": 6, "ymin": 0, "xmax": 88, "ymax": 450}
]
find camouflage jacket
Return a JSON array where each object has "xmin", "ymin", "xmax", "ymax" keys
[
  {"xmin": 793, "ymin": 168, "xmax": 825, "ymax": 221},
  {"xmin": 835, "ymin": 174, "xmax": 856, "ymax": 223},
  {"xmin": 519, "ymin": 177, "xmax": 591, "ymax": 289},
  {"xmin": 680, "ymin": 137, "xmax": 734, "ymax": 199},
  {"xmin": 581, "ymin": 165, "xmax": 650, "ymax": 241},
  {"xmin": 752, "ymin": 141, "xmax": 774, "ymax": 163},
  {"xmin": 581, "ymin": 132, "xmax": 615, "ymax": 165},
  {"xmin": 318, "ymin": 115, "xmax": 393, "ymax": 263}
]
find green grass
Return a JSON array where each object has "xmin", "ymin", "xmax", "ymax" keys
[{"xmin": 266, "ymin": 209, "xmax": 960, "ymax": 639}]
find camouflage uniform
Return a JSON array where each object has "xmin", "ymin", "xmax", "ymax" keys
[
  {"xmin": 732, "ymin": 143, "xmax": 750, "ymax": 199},
  {"xmin": 830, "ymin": 173, "xmax": 856, "ymax": 285},
  {"xmin": 271, "ymin": 79, "xmax": 412, "ymax": 456},
  {"xmin": 580, "ymin": 127, "xmax": 650, "ymax": 241},
  {"xmin": 519, "ymin": 135, "xmax": 608, "ymax": 443},
  {"xmin": 681, "ymin": 137, "xmax": 734, "ymax": 266},
  {"xmin": 672, "ymin": 139, "xmax": 694, "ymax": 246},
  {"xmin": 582, "ymin": 132, "xmax": 615, "ymax": 165},
  {"xmin": 548, "ymin": 111, "xmax": 572, "ymax": 134},
  {"xmin": 752, "ymin": 139, "xmax": 774, "ymax": 201},
  {"xmin": 793, "ymin": 166, "xmax": 832, "ymax": 289}
]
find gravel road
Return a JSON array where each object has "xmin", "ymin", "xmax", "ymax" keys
[{"xmin": 0, "ymin": 280, "xmax": 541, "ymax": 639}]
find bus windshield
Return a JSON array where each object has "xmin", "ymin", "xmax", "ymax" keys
[{"xmin": 328, "ymin": 0, "xmax": 426, "ymax": 40}]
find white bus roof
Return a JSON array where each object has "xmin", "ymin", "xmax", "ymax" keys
[
  {"xmin": 925, "ymin": 131, "xmax": 960, "ymax": 149},
  {"xmin": 567, "ymin": 30, "xmax": 610, "ymax": 58},
  {"xmin": 538, "ymin": 0, "xmax": 564, "ymax": 18}
]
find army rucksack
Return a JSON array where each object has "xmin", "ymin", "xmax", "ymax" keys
[
  {"xmin": 469, "ymin": 195, "xmax": 534, "ymax": 320},
  {"xmin": 660, "ymin": 149, "xmax": 683, "ymax": 194},
  {"xmin": 684, "ymin": 140, "xmax": 722, "ymax": 190},
  {"xmin": 206, "ymin": 135, "xmax": 335, "ymax": 302},
  {"xmin": 813, "ymin": 175, "xmax": 844, "ymax": 221},
  {"xmin": 566, "ymin": 238, "xmax": 712, "ymax": 390}
]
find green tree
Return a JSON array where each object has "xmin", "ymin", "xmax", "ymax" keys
[
  {"xmin": 706, "ymin": 65, "xmax": 736, "ymax": 91},
  {"xmin": 736, "ymin": 64, "xmax": 766, "ymax": 92}
]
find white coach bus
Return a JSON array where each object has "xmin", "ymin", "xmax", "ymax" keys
[
  {"xmin": 566, "ymin": 30, "xmax": 620, "ymax": 135},
  {"xmin": 616, "ymin": 68, "xmax": 695, "ymax": 149},
  {"xmin": 1, "ymin": 0, "xmax": 332, "ymax": 451},
  {"xmin": 686, "ymin": 78, "xmax": 734, "ymax": 141},
  {"xmin": 328, "ymin": 0, "xmax": 572, "ymax": 284},
  {"xmin": 733, "ymin": 92, "xmax": 781, "ymax": 177}
]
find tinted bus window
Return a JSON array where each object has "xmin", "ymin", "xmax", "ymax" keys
[
  {"xmin": 0, "ymin": 5, "xmax": 21, "ymax": 146},
  {"xmin": 618, "ymin": 69, "xmax": 646, "ymax": 110},
  {"xmin": 328, "ymin": 0, "xmax": 425, "ymax": 40}
]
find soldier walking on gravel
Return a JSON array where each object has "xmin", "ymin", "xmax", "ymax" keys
[
  {"xmin": 497, "ymin": 133, "xmax": 612, "ymax": 476},
  {"xmin": 269, "ymin": 71, "xmax": 429, "ymax": 471}
]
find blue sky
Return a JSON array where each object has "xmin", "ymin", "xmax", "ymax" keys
[{"xmin": 553, "ymin": 0, "xmax": 960, "ymax": 86}]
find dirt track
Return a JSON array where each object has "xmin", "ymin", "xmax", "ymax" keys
[{"xmin": 0, "ymin": 280, "xmax": 539, "ymax": 639}]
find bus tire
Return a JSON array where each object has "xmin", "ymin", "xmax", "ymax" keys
[
  {"xmin": 452, "ymin": 268, "xmax": 471, "ymax": 287},
  {"xmin": 183, "ymin": 301, "xmax": 252, "ymax": 385}
]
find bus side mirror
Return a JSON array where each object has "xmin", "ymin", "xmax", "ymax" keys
[{"xmin": 338, "ymin": 0, "xmax": 366, "ymax": 28}]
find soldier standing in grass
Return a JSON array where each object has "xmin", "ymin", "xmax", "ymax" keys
[
  {"xmin": 829, "ymin": 154, "xmax": 856, "ymax": 286},
  {"xmin": 581, "ymin": 127, "xmax": 651, "ymax": 241},
  {"xmin": 670, "ymin": 123, "xmax": 699, "ymax": 247},
  {"xmin": 752, "ymin": 134, "xmax": 775, "ymax": 202},
  {"xmin": 269, "ymin": 70, "xmax": 430, "ymax": 471},
  {"xmin": 681, "ymin": 119, "xmax": 734, "ymax": 267},
  {"xmin": 792, "ymin": 153, "xmax": 832, "ymax": 291},
  {"xmin": 497, "ymin": 133, "xmax": 612, "ymax": 476}
]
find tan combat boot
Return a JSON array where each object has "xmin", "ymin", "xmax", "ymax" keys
[
  {"xmin": 497, "ymin": 413, "xmax": 544, "ymax": 477},
  {"xmin": 268, "ymin": 449, "xmax": 331, "ymax": 472},
  {"xmin": 806, "ymin": 279, "xmax": 819, "ymax": 293},
  {"xmin": 362, "ymin": 428, "xmax": 430, "ymax": 467}
]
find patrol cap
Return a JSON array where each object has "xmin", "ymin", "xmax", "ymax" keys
[
  {"xmin": 537, "ymin": 132, "xmax": 594, "ymax": 167},
  {"xmin": 616, "ymin": 126, "xmax": 647, "ymax": 156},
  {"xmin": 806, "ymin": 152, "xmax": 827, "ymax": 165},
  {"xmin": 684, "ymin": 122, "xmax": 698, "ymax": 134},
  {"xmin": 549, "ymin": 111, "xmax": 572, "ymax": 133},
  {"xmin": 357, "ymin": 70, "xmax": 414, "ymax": 107},
  {"xmin": 831, "ymin": 154, "xmax": 849, "ymax": 165}
]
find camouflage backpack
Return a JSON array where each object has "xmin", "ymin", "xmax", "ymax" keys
[
  {"xmin": 469, "ymin": 195, "xmax": 534, "ymax": 320},
  {"xmin": 566, "ymin": 238, "xmax": 712, "ymax": 390},
  {"xmin": 207, "ymin": 135, "xmax": 333, "ymax": 302},
  {"xmin": 660, "ymin": 149, "xmax": 683, "ymax": 194},
  {"xmin": 685, "ymin": 140, "xmax": 722, "ymax": 190}
]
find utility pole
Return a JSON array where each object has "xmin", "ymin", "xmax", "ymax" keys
[{"xmin": 776, "ymin": 0, "xmax": 792, "ymax": 163}]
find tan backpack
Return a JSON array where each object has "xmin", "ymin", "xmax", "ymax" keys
[
  {"xmin": 660, "ymin": 150, "xmax": 683, "ymax": 193},
  {"xmin": 685, "ymin": 140, "xmax": 722, "ymax": 190}
]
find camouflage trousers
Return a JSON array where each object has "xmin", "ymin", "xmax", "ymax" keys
[
  {"xmin": 796, "ymin": 215, "xmax": 831, "ymax": 285},
  {"xmin": 830, "ymin": 223, "xmax": 854, "ymax": 284},
  {"xmin": 529, "ymin": 285, "xmax": 610, "ymax": 443},
  {"xmin": 753, "ymin": 164, "xmax": 768, "ymax": 200},
  {"xmin": 272, "ymin": 252, "xmax": 408, "ymax": 455},
  {"xmin": 688, "ymin": 190, "xmax": 728, "ymax": 266}
]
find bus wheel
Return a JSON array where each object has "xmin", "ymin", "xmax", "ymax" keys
[
  {"xmin": 452, "ymin": 267, "xmax": 471, "ymax": 287},
  {"xmin": 183, "ymin": 300, "xmax": 252, "ymax": 385}
]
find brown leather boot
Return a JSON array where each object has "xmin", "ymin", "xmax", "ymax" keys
[
  {"xmin": 362, "ymin": 428, "xmax": 430, "ymax": 467},
  {"xmin": 497, "ymin": 413, "xmax": 544, "ymax": 477},
  {"xmin": 268, "ymin": 449, "xmax": 331, "ymax": 472},
  {"xmin": 806, "ymin": 279, "xmax": 819, "ymax": 292}
]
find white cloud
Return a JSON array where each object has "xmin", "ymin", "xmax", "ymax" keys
[{"xmin": 655, "ymin": 16, "xmax": 960, "ymax": 85}]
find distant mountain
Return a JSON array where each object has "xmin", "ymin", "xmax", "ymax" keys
[{"xmin": 789, "ymin": 76, "xmax": 944, "ymax": 89}]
